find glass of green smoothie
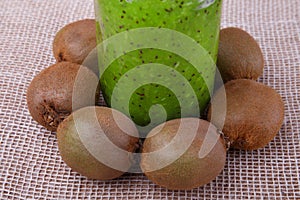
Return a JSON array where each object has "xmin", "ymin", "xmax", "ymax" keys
[{"xmin": 94, "ymin": 0, "xmax": 222, "ymax": 135}]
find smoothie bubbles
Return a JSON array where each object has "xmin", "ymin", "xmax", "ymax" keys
[{"xmin": 94, "ymin": 0, "xmax": 222, "ymax": 135}]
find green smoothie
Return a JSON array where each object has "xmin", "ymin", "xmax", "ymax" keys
[{"xmin": 94, "ymin": 0, "xmax": 222, "ymax": 134}]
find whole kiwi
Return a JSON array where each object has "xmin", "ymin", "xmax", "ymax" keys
[
  {"xmin": 53, "ymin": 19, "xmax": 97, "ymax": 66},
  {"xmin": 208, "ymin": 79, "xmax": 284, "ymax": 150},
  {"xmin": 57, "ymin": 106, "xmax": 139, "ymax": 180},
  {"xmin": 27, "ymin": 62, "xmax": 99, "ymax": 131},
  {"xmin": 141, "ymin": 118, "xmax": 226, "ymax": 190},
  {"xmin": 217, "ymin": 27, "xmax": 264, "ymax": 83}
]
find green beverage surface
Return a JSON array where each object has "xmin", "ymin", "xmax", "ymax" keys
[
  {"xmin": 95, "ymin": 0, "xmax": 222, "ymax": 134},
  {"xmin": 97, "ymin": 0, "xmax": 221, "ymax": 60}
]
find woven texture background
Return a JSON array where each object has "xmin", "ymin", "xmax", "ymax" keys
[{"xmin": 0, "ymin": 0, "xmax": 299, "ymax": 199}]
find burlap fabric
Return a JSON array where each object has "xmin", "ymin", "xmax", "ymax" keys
[{"xmin": 0, "ymin": 0, "xmax": 299, "ymax": 199}]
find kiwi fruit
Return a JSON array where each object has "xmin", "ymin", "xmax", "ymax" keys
[
  {"xmin": 57, "ymin": 106, "xmax": 139, "ymax": 180},
  {"xmin": 53, "ymin": 19, "xmax": 97, "ymax": 66},
  {"xmin": 208, "ymin": 79, "xmax": 284, "ymax": 150},
  {"xmin": 140, "ymin": 118, "xmax": 227, "ymax": 190},
  {"xmin": 27, "ymin": 62, "xmax": 99, "ymax": 131},
  {"xmin": 217, "ymin": 27, "xmax": 264, "ymax": 83}
]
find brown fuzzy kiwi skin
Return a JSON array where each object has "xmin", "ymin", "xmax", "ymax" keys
[
  {"xmin": 53, "ymin": 19, "xmax": 97, "ymax": 65},
  {"xmin": 57, "ymin": 106, "xmax": 139, "ymax": 180},
  {"xmin": 26, "ymin": 62, "xmax": 99, "ymax": 132},
  {"xmin": 217, "ymin": 27, "xmax": 264, "ymax": 83},
  {"xmin": 208, "ymin": 79, "xmax": 285, "ymax": 150},
  {"xmin": 140, "ymin": 118, "xmax": 227, "ymax": 190}
]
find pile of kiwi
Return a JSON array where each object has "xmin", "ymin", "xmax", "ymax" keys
[
  {"xmin": 26, "ymin": 20, "xmax": 284, "ymax": 190},
  {"xmin": 209, "ymin": 27, "xmax": 284, "ymax": 151}
]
